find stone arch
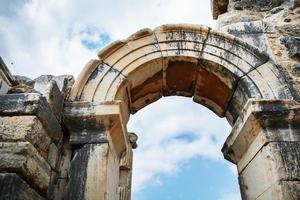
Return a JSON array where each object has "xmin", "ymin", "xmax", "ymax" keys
[
  {"xmin": 69, "ymin": 24, "xmax": 292, "ymax": 125},
  {"xmin": 63, "ymin": 24, "xmax": 299, "ymax": 200}
]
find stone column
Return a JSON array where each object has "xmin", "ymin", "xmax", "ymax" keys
[
  {"xmin": 222, "ymin": 99, "xmax": 300, "ymax": 200},
  {"xmin": 118, "ymin": 133, "xmax": 138, "ymax": 200},
  {"xmin": 66, "ymin": 143, "xmax": 119, "ymax": 200},
  {"xmin": 64, "ymin": 101, "xmax": 129, "ymax": 200}
]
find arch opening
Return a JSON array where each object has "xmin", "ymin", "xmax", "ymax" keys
[{"xmin": 127, "ymin": 96, "xmax": 240, "ymax": 200}]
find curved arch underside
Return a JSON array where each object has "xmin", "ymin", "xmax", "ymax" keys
[{"xmin": 69, "ymin": 24, "xmax": 293, "ymax": 125}]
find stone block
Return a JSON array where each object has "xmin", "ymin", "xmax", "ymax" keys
[
  {"xmin": 0, "ymin": 173, "xmax": 44, "ymax": 200},
  {"xmin": 34, "ymin": 74, "xmax": 73, "ymax": 94},
  {"xmin": 13, "ymin": 75, "xmax": 35, "ymax": 87},
  {"xmin": 256, "ymin": 181, "xmax": 300, "ymax": 200},
  {"xmin": 48, "ymin": 143, "xmax": 58, "ymax": 169},
  {"xmin": 280, "ymin": 36, "xmax": 300, "ymax": 58},
  {"xmin": 0, "ymin": 93, "xmax": 63, "ymax": 143},
  {"xmin": 0, "ymin": 116, "xmax": 52, "ymax": 158},
  {"xmin": 33, "ymin": 78, "xmax": 65, "ymax": 120},
  {"xmin": 44, "ymin": 80, "xmax": 64, "ymax": 121},
  {"xmin": 0, "ymin": 142, "xmax": 51, "ymax": 195},
  {"xmin": 223, "ymin": 99, "xmax": 298, "ymax": 163},
  {"xmin": 227, "ymin": 0, "xmax": 285, "ymax": 12},
  {"xmin": 47, "ymin": 141, "xmax": 72, "ymax": 200},
  {"xmin": 52, "ymin": 75, "xmax": 75, "ymax": 95},
  {"xmin": 64, "ymin": 101, "xmax": 127, "ymax": 156},
  {"xmin": 239, "ymin": 142, "xmax": 300, "ymax": 199},
  {"xmin": 225, "ymin": 61, "xmax": 293, "ymax": 125},
  {"xmin": 66, "ymin": 143, "xmax": 119, "ymax": 200}
]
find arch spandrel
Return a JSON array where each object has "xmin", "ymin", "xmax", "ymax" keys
[{"xmin": 69, "ymin": 23, "xmax": 293, "ymax": 126}]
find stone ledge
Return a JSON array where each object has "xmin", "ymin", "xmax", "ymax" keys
[
  {"xmin": 64, "ymin": 101, "xmax": 128, "ymax": 157},
  {"xmin": 0, "ymin": 142, "xmax": 51, "ymax": 196},
  {"xmin": 223, "ymin": 99, "xmax": 300, "ymax": 163},
  {"xmin": 0, "ymin": 93, "xmax": 63, "ymax": 143},
  {"xmin": 0, "ymin": 116, "xmax": 52, "ymax": 159},
  {"xmin": 0, "ymin": 173, "xmax": 44, "ymax": 200}
]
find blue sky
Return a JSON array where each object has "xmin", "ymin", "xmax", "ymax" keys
[{"xmin": 0, "ymin": 0, "xmax": 240, "ymax": 199}]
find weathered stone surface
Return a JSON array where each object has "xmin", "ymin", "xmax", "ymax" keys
[
  {"xmin": 0, "ymin": 56, "xmax": 15, "ymax": 94},
  {"xmin": 48, "ymin": 143, "xmax": 58, "ymax": 169},
  {"xmin": 0, "ymin": 93, "xmax": 63, "ymax": 143},
  {"xmin": 280, "ymin": 36, "xmax": 300, "ymax": 58},
  {"xmin": 0, "ymin": 142, "xmax": 51, "ymax": 195},
  {"xmin": 64, "ymin": 101, "xmax": 127, "ymax": 156},
  {"xmin": 228, "ymin": 0, "xmax": 285, "ymax": 12},
  {"xmin": 211, "ymin": 0, "xmax": 229, "ymax": 19},
  {"xmin": 43, "ymin": 80, "xmax": 64, "ymax": 121},
  {"xmin": 128, "ymin": 132, "xmax": 138, "ymax": 149},
  {"xmin": 239, "ymin": 142, "xmax": 300, "ymax": 199},
  {"xmin": 47, "ymin": 136, "xmax": 72, "ymax": 200},
  {"xmin": 9, "ymin": 75, "xmax": 36, "ymax": 94},
  {"xmin": 0, "ymin": 173, "xmax": 44, "ymax": 200},
  {"xmin": 0, "ymin": 116, "xmax": 52, "ymax": 158},
  {"xmin": 53, "ymin": 75, "xmax": 75, "ymax": 95},
  {"xmin": 293, "ymin": 63, "xmax": 300, "ymax": 74},
  {"xmin": 8, "ymin": 83, "xmax": 35, "ymax": 94},
  {"xmin": 216, "ymin": 10, "xmax": 264, "ymax": 28},
  {"xmin": 119, "ymin": 143, "xmax": 134, "ymax": 200},
  {"xmin": 66, "ymin": 143, "xmax": 119, "ymax": 200},
  {"xmin": 256, "ymin": 181, "xmax": 300, "ymax": 200},
  {"xmin": 225, "ymin": 61, "xmax": 292, "ymax": 124},
  {"xmin": 34, "ymin": 74, "xmax": 75, "ymax": 96},
  {"xmin": 13, "ymin": 75, "xmax": 35, "ymax": 87},
  {"xmin": 223, "ymin": 99, "xmax": 299, "ymax": 163}
]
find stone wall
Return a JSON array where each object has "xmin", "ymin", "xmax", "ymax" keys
[
  {"xmin": 214, "ymin": 0, "xmax": 300, "ymax": 100},
  {"xmin": 0, "ymin": 73, "xmax": 74, "ymax": 199}
]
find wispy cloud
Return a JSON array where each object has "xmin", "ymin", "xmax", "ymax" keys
[{"xmin": 0, "ymin": 0, "xmax": 214, "ymax": 78}]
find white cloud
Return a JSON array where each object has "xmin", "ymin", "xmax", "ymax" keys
[
  {"xmin": 0, "ymin": 0, "xmax": 214, "ymax": 78},
  {"xmin": 128, "ymin": 97, "xmax": 232, "ymax": 192}
]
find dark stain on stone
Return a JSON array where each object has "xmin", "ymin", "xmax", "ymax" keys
[
  {"xmin": 165, "ymin": 60, "xmax": 197, "ymax": 96},
  {"xmin": 65, "ymin": 144, "xmax": 94, "ymax": 200},
  {"xmin": 0, "ymin": 173, "xmax": 44, "ymax": 200},
  {"xmin": 86, "ymin": 67, "xmax": 99, "ymax": 83}
]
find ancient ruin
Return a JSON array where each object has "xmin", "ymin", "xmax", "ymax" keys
[{"xmin": 0, "ymin": 0, "xmax": 299, "ymax": 199}]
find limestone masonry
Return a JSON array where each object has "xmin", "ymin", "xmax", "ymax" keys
[{"xmin": 0, "ymin": 0, "xmax": 299, "ymax": 199}]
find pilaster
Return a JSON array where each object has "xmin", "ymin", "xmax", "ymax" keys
[{"xmin": 223, "ymin": 99, "xmax": 300, "ymax": 199}]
